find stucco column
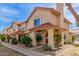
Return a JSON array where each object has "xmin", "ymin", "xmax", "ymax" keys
[
  {"xmin": 61, "ymin": 31, "xmax": 64, "ymax": 46},
  {"xmin": 16, "ymin": 35, "xmax": 19, "ymax": 40},
  {"xmin": 66, "ymin": 31, "xmax": 69, "ymax": 43},
  {"xmin": 41, "ymin": 33, "xmax": 46, "ymax": 45},
  {"xmin": 69, "ymin": 34, "xmax": 72, "ymax": 43},
  {"xmin": 48, "ymin": 29, "xmax": 54, "ymax": 49},
  {"xmin": 30, "ymin": 32, "xmax": 37, "ymax": 46}
]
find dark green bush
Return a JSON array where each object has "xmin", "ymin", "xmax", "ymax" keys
[
  {"xmin": 43, "ymin": 44, "xmax": 51, "ymax": 51},
  {"xmin": 36, "ymin": 34, "xmax": 42, "ymax": 43},
  {"xmin": 20, "ymin": 35, "xmax": 27, "ymax": 44},
  {"xmin": 20, "ymin": 35, "xmax": 32, "ymax": 46},
  {"xmin": 11, "ymin": 38, "xmax": 18, "ymax": 44}
]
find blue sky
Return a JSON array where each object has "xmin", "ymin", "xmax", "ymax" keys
[{"xmin": 0, "ymin": 3, "xmax": 78, "ymax": 32}]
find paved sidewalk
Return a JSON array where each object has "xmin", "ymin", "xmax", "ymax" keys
[
  {"xmin": 56, "ymin": 44, "xmax": 75, "ymax": 56},
  {"xmin": 1, "ymin": 42, "xmax": 46, "ymax": 56}
]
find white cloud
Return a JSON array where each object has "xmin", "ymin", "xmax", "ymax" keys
[{"xmin": 0, "ymin": 7, "xmax": 19, "ymax": 15}]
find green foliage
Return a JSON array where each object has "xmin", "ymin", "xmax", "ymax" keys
[
  {"xmin": 0, "ymin": 34, "xmax": 5, "ymax": 41},
  {"xmin": 43, "ymin": 44, "xmax": 51, "ymax": 51},
  {"xmin": 77, "ymin": 22, "xmax": 79, "ymax": 27},
  {"xmin": 36, "ymin": 34, "xmax": 42, "ymax": 43},
  {"xmin": 11, "ymin": 38, "xmax": 18, "ymax": 44},
  {"xmin": 72, "ymin": 35, "xmax": 75, "ymax": 42},
  {"xmin": 20, "ymin": 35, "xmax": 32, "ymax": 46},
  {"xmin": 54, "ymin": 34, "xmax": 62, "ymax": 43},
  {"xmin": 20, "ymin": 35, "xmax": 27, "ymax": 44},
  {"xmin": 54, "ymin": 34, "xmax": 62, "ymax": 48}
]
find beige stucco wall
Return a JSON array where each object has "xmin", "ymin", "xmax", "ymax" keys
[
  {"xmin": 64, "ymin": 22, "xmax": 70, "ymax": 43},
  {"xmin": 27, "ymin": 9, "xmax": 60, "ymax": 30},
  {"xmin": 20, "ymin": 23, "xmax": 27, "ymax": 31}
]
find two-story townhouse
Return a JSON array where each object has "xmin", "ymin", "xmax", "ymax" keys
[
  {"xmin": 3, "ymin": 20, "xmax": 27, "ymax": 43},
  {"xmin": 3, "ymin": 4, "xmax": 72, "ymax": 49},
  {"xmin": 9, "ymin": 21, "xmax": 27, "ymax": 42},
  {"xmin": 25, "ymin": 4, "xmax": 72, "ymax": 49}
]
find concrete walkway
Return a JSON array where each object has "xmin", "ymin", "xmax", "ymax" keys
[
  {"xmin": 1, "ymin": 42, "xmax": 46, "ymax": 56},
  {"xmin": 56, "ymin": 44, "xmax": 75, "ymax": 56}
]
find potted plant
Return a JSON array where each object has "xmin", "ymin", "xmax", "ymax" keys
[
  {"xmin": 43, "ymin": 44, "xmax": 51, "ymax": 51},
  {"xmin": 54, "ymin": 34, "xmax": 62, "ymax": 49}
]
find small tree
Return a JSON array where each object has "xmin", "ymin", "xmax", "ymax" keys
[
  {"xmin": 54, "ymin": 34, "xmax": 62, "ymax": 48},
  {"xmin": 20, "ymin": 35, "xmax": 32, "ymax": 47}
]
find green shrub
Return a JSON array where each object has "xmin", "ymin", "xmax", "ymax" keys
[
  {"xmin": 1, "ymin": 37, "xmax": 5, "ymax": 41},
  {"xmin": 54, "ymin": 34, "xmax": 62, "ymax": 48},
  {"xmin": 20, "ymin": 35, "xmax": 27, "ymax": 44},
  {"xmin": 36, "ymin": 34, "xmax": 42, "ymax": 43},
  {"xmin": 72, "ymin": 35, "xmax": 75, "ymax": 42},
  {"xmin": 20, "ymin": 35, "xmax": 32, "ymax": 46},
  {"xmin": 11, "ymin": 38, "xmax": 18, "ymax": 44},
  {"xmin": 0, "ymin": 35, "xmax": 5, "ymax": 41},
  {"xmin": 25, "ymin": 36, "xmax": 32, "ymax": 46},
  {"xmin": 77, "ymin": 22, "xmax": 79, "ymax": 27},
  {"xmin": 43, "ymin": 44, "xmax": 51, "ymax": 51}
]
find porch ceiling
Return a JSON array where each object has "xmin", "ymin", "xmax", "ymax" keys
[{"xmin": 28, "ymin": 23, "xmax": 66, "ymax": 32}]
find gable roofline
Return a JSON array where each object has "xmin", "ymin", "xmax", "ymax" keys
[
  {"xmin": 64, "ymin": 17, "xmax": 72, "ymax": 24},
  {"xmin": 25, "ymin": 7, "xmax": 60, "ymax": 23},
  {"xmin": 12, "ymin": 20, "xmax": 26, "ymax": 26}
]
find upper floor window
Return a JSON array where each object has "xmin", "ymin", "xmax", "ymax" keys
[{"xmin": 34, "ymin": 18, "xmax": 41, "ymax": 26}]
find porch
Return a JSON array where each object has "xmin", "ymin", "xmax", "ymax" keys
[{"xmin": 28, "ymin": 23, "xmax": 66, "ymax": 49}]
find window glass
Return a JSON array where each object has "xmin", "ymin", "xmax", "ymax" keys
[{"xmin": 34, "ymin": 18, "xmax": 40, "ymax": 26}]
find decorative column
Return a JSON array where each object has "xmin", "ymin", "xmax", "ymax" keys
[
  {"xmin": 16, "ymin": 35, "xmax": 19, "ymax": 40},
  {"xmin": 41, "ymin": 33, "xmax": 46, "ymax": 45},
  {"xmin": 30, "ymin": 32, "xmax": 37, "ymax": 46},
  {"xmin": 66, "ymin": 31, "xmax": 69, "ymax": 43},
  {"xmin": 48, "ymin": 29, "xmax": 54, "ymax": 49}
]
